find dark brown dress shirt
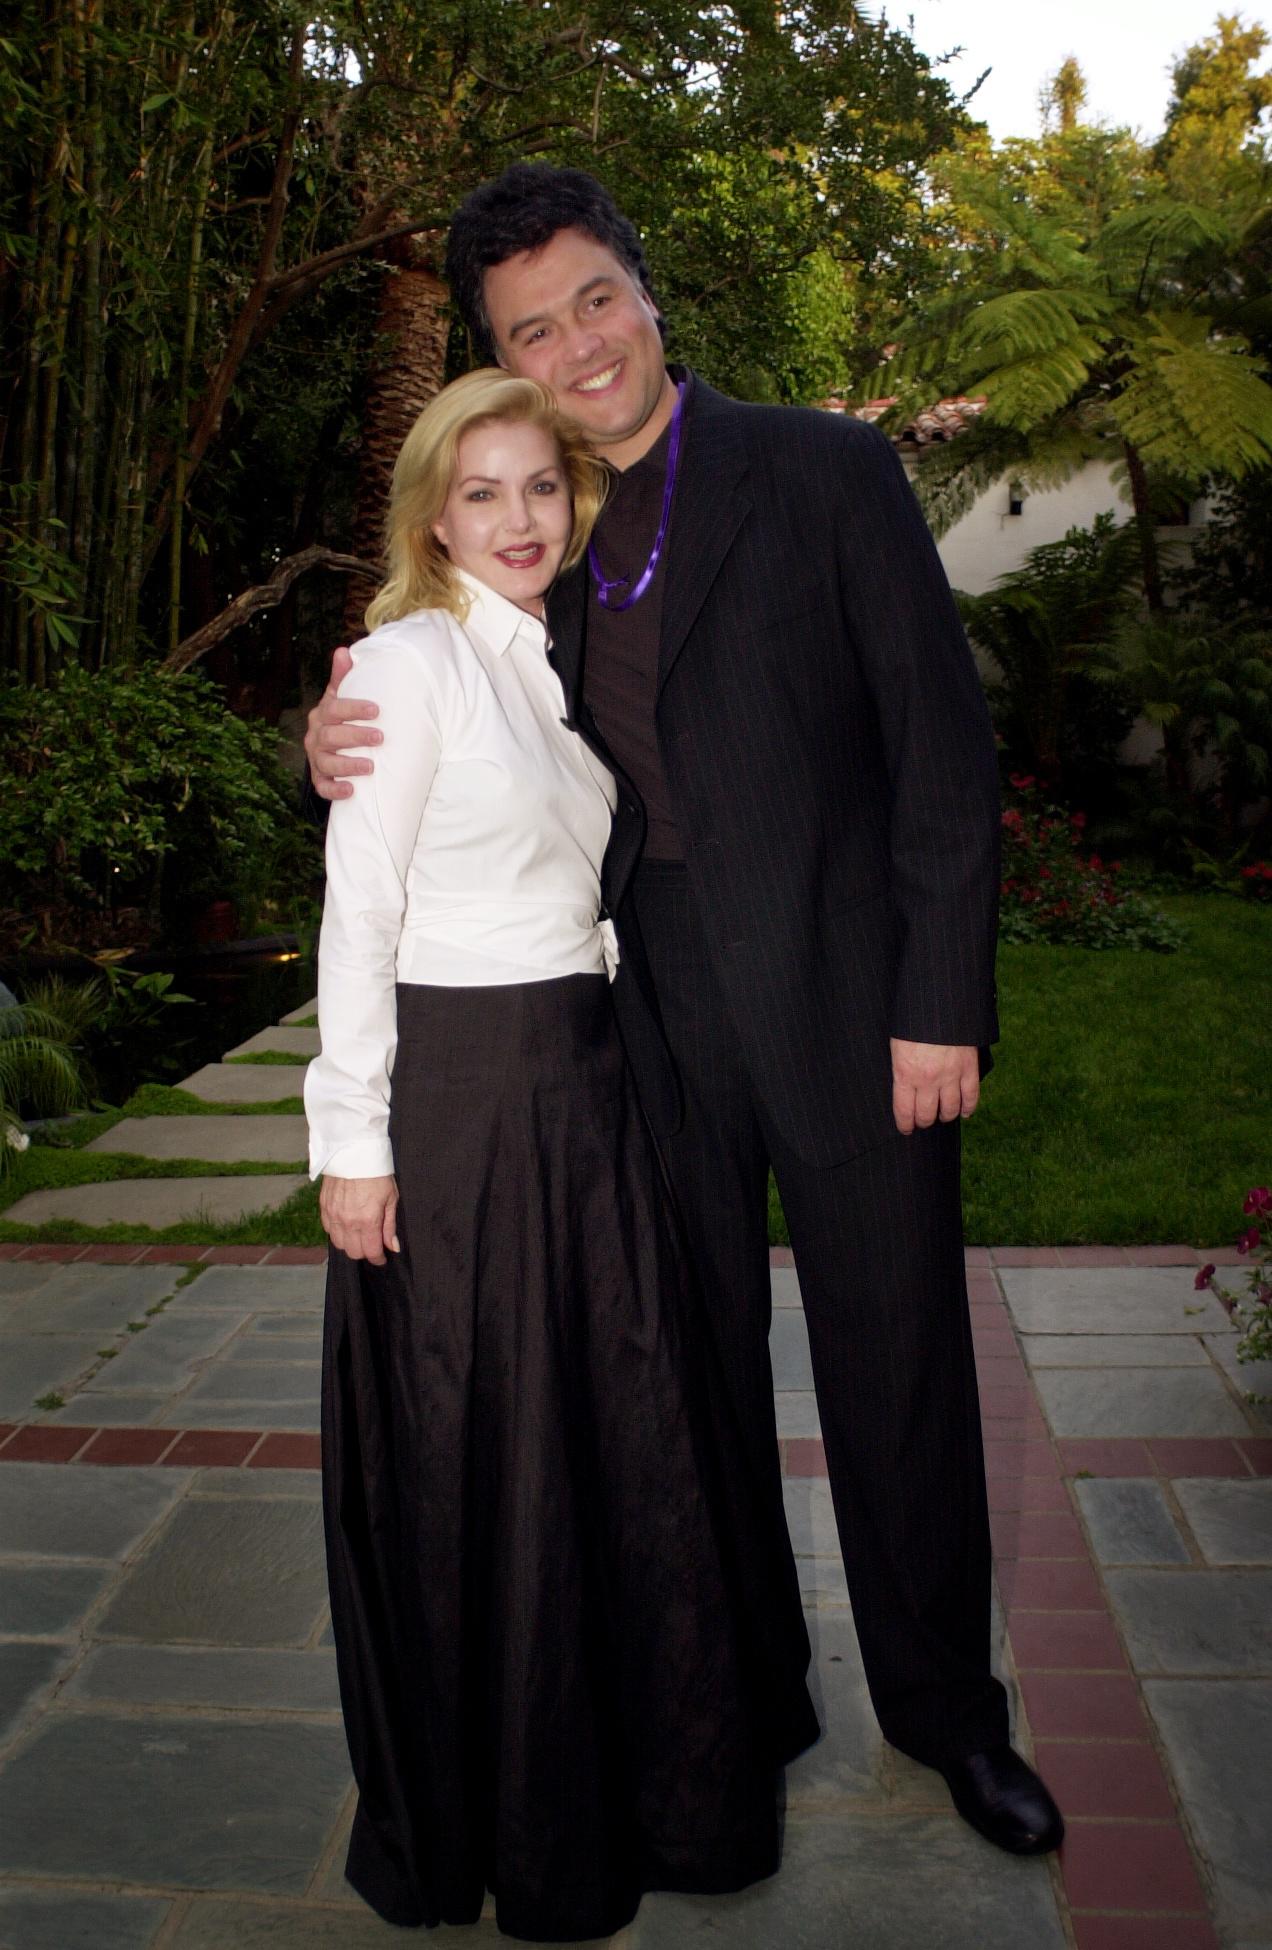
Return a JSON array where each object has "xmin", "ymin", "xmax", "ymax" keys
[{"xmin": 582, "ymin": 409, "xmax": 684, "ymax": 861}]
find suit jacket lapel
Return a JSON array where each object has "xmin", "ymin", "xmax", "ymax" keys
[
  {"xmin": 657, "ymin": 378, "xmax": 751, "ymax": 700},
  {"xmin": 544, "ymin": 561, "xmax": 587, "ymax": 722}
]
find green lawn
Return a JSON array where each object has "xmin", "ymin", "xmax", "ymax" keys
[
  {"xmin": 957, "ymin": 895, "xmax": 1267, "ymax": 1245},
  {"xmin": 773, "ymin": 893, "xmax": 1265, "ymax": 1248},
  {"xmin": 4, "ymin": 895, "xmax": 1266, "ymax": 1248}
]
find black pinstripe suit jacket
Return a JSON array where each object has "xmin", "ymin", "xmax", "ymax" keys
[{"xmin": 548, "ymin": 371, "xmax": 1002, "ymax": 1169}]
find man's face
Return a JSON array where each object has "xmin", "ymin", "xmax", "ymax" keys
[{"xmin": 483, "ymin": 227, "xmax": 674, "ymax": 468}]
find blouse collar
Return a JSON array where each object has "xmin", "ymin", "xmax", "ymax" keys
[{"xmin": 455, "ymin": 568, "xmax": 548, "ymax": 659}]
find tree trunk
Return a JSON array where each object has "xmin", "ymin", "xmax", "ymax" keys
[
  {"xmin": 1123, "ymin": 439, "xmax": 1167, "ymax": 615},
  {"xmin": 342, "ymin": 241, "xmax": 450, "ymax": 640}
]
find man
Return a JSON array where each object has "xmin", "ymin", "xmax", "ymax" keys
[{"xmin": 307, "ymin": 164, "xmax": 1062, "ymax": 1855}]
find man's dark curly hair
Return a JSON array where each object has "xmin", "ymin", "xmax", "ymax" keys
[{"xmin": 444, "ymin": 164, "xmax": 664, "ymax": 362}]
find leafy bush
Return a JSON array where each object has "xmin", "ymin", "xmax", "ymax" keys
[
  {"xmin": 1000, "ymin": 778, "xmax": 1184, "ymax": 950},
  {"xmin": 0, "ymin": 665, "xmax": 318, "ymax": 948},
  {"xmin": 0, "ymin": 983, "xmax": 89, "ymax": 1173}
]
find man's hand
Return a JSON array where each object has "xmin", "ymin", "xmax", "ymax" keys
[
  {"xmin": 304, "ymin": 645, "xmax": 382, "ymax": 801},
  {"xmin": 890, "ymin": 1039, "xmax": 980, "ymax": 1136},
  {"xmin": 320, "ymin": 1174, "xmax": 400, "ymax": 1265}
]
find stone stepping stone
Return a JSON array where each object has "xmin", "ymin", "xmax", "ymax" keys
[
  {"xmin": 223, "ymin": 1026, "xmax": 318, "ymax": 1060},
  {"xmin": 180, "ymin": 1063, "xmax": 309, "ymax": 1104},
  {"xmin": 4, "ymin": 1177, "xmax": 308, "ymax": 1230},
  {"xmin": 86, "ymin": 1117, "xmax": 307, "ymax": 1165},
  {"xmin": 280, "ymin": 998, "xmax": 317, "ymax": 1024}
]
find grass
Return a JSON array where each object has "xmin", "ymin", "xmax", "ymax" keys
[
  {"xmin": 767, "ymin": 896, "xmax": 1267, "ymax": 1248},
  {"xmin": 226, "ymin": 1049, "xmax": 311, "ymax": 1066},
  {"xmin": 4, "ymin": 895, "xmax": 1266, "ymax": 1249},
  {"xmin": 122, "ymin": 1083, "xmax": 305, "ymax": 1116},
  {"xmin": 0, "ymin": 1179, "xmax": 322, "ymax": 1247}
]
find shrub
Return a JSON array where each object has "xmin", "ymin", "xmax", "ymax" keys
[
  {"xmin": 999, "ymin": 778, "xmax": 1184, "ymax": 951},
  {"xmin": 0, "ymin": 665, "xmax": 317, "ymax": 948}
]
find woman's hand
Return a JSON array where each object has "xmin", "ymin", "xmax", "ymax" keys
[{"xmin": 320, "ymin": 1174, "xmax": 400, "ymax": 1264}]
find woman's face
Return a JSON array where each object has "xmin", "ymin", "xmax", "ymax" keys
[{"xmin": 432, "ymin": 419, "xmax": 572, "ymax": 615}]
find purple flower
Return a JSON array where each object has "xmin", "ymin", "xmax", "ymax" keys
[
  {"xmin": 1243, "ymin": 1188, "xmax": 1271, "ymax": 1217},
  {"xmin": 1194, "ymin": 1264, "xmax": 1216, "ymax": 1290},
  {"xmin": 1237, "ymin": 1227, "xmax": 1261, "ymax": 1255}
]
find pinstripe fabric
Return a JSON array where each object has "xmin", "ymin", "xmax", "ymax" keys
[
  {"xmin": 542, "ymin": 370, "xmax": 1009, "ymax": 1763},
  {"xmin": 545, "ymin": 371, "xmax": 1001, "ymax": 1169},
  {"xmin": 631, "ymin": 863, "xmax": 1008, "ymax": 1765}
]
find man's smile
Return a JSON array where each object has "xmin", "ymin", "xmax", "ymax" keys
[{"xmin": 573, "ymin": 359, "xmax": 624, "ymax": 395}]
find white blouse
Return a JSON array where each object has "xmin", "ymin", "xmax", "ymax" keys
[{"xmin": 304, "ymin": 572, "xmax": 619, "ymax": 1182}]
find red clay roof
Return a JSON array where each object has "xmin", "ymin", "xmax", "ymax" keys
[{"xmin": 823, "ymin": 395, "xmax": 988, "ymax": 444}]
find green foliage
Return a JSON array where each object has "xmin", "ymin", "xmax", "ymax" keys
[
  {"xmin": 999, "ymin": 782, "xmax": 1184, "ymax": 951},
  {"xmin": 0, "ymin": 991, "xmax": 88, "ymax": 1172},
  {"xmin": 878, "ymin": 117, "xmax": 1272, "ymax": 580},
  {"xmin": 0, "ymin": 665, "xmax": 318, "ymax": 941},
  {"xmin": 1100, "ymin": 611, "xmax": 1272, "ymax": 824},
  {"xmin": 2, "ymin": 0, "xmax": 968, "ymax": 683},
  {"xmin": 958, "ymin": 514, "xmax": 1141, "ymax": 781}
]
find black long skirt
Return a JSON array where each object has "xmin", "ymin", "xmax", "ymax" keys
[{"xmin": 321, "ymin": 974, "xmax": 819, "ymax": 1942}]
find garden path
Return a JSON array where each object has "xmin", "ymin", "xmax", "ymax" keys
[
  {"xmin": 0, "ymin": 1245, "xmax": 1268, "ymax": 1948},
  {"xmin": 3, "ymin": 1000, "xmax": 320, "ymax": 1233}
]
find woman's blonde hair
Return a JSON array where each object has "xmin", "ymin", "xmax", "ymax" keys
[{"xmin": 364, "ymin": 369, "xmax": 608, "ymax": 631}]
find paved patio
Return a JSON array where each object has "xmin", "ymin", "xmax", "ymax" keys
[{"xmin": 0, "ymin": 1245, "xmax": 1269, "ymax": 1949}]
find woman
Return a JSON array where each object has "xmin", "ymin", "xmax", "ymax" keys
[{"xmin": 305, "ymin": 369, "xmax": 817, "ymax": 1943}]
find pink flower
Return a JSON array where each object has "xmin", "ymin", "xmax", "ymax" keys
[
  {"xmin": 1243, "ymin": 1188, "xmax": 1271, "ymax": 1217},
  {"xmin": 1070, "ymin": 812, "xmax": 1087, "ymax": 832},
  {"xmin": 1238, "ymin": 1227, "xmax": 1261, "ymax": 1254},
  {"xmin": 1009, "ymin": 773, "xmax": 1037, "ymax": 792},
  {"xmin": 1194, "ymin": 1264, "xmax": 1216, "ymax": 1290}
]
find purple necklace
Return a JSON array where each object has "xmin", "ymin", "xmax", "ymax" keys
[{"xmin": 587, "ymin": 382, "xmax": 686, "ymax": 612}]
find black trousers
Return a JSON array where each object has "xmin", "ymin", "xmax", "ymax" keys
[{"xmin": 630, "ymin": 862, "xmax": 1009, "ymax": 1765}]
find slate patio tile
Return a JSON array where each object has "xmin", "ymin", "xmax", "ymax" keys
[
  {"xmin": 775, "ymin": 1392, "xmax": 821, "ymax": 1436},
  {"xmin": 631, "ymin": 1812, "xmax": 1067, "ymax": 1948},
  {"xmin": 95, "ymin": 1494, "xmax": 328, "ymax": 1646},
  {"xmin": 1173, "ymin": 1478, "xmax": 1272, "ymax": 1564},
  {"xmin": 1105, "ymin": 1568, "xmax": 1272, "ymax": 1673},
  {"xmin": 770, "ymin": 1266, "xmax": 802, "ymax": 1308},
  {"xmin": 0, "ymin": 1640, "xmax": 73, "ymax": 1742},
  {"xmin": 769, "ymin": 1309, "xmax": 814, "ymax": 1391},
  {"xmin": 1143, "ymin": 1678, "xmax": 1272, "ymax": 1935},
  {"xmin": 170, "ymin": 1266, "xmax": 326, "ymax": 1312},
  {"xmin": 1073, "ymin": 1478, "xmax": 1191, "ymax": 1564},
  {"xmin": 167, "ymin": 1899, "xmax": 502, "ymax": 1947},
  {"xmin": 1033, "ymin": 1367, "xmax": 1248, "ymax": 1438},
  {"xmin": 1022, "ymin": 1333, "xmax": 1209, "ymax": 1367},
  {"xmin": 83, "ymin": 1311, "xmax": 251, "ymax": 1393},
  {"xmin": 0, "ymin": 1264, "xmax": 182, "ymax": 1335},
  {"xmin": 0, "ymin": 1712, "xmax": 350, "ymax": 1892},
  {"xmin": 0, "ymin": 1889, "xmax": 171, "ymax": 1950},
  {"xmin": 189, "ymin": 1466, "xmax": 322, "ymax": 1500},
  {"xmin": 0, "ymin": 1262, "xmax": 57, "ymax": 1299},
  {"xmin": 0, "ymin": 1561, "xmax": 113, "ymax": 1635},
  {"xmin": 0, "ymin": 1334, "xmax": 102, "ymax": 1419},
  {"xmin": 0, "ymin": 1461, "xmax": 189, "ymax": 1558},
  {"xmin": 1000, "ymin": 1268, "xmax": 1232, "ymax": 1337},
  {"xmin": 786, "ymin": 1605, "xmax": 883, "ymax": 1806},
  {"xmin": 157, "ymin": 1397, "xmax": 320, "ymax": 1432},
  {"xmin": 65, "ymin": 1644, "xmax": 340, "ymax": 1713}
]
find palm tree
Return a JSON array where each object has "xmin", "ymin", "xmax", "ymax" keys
[{"xmin": 876, "ymin": 160, "xmax": 1272, "ymax": 610}]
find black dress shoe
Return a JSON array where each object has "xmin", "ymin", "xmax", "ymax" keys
[{"xmin": 939, "ymin": 1744, "xmax": 1064, "ymax": 1855}]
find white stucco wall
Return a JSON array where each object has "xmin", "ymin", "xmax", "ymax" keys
[{"xmin": 918, "ymin": 460, "xmax": 1130, "ymax": 596}]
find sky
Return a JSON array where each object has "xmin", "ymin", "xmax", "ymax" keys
[{"xmin": 895, "ymin": 0, "xmax": 1269, "ymax": 143}]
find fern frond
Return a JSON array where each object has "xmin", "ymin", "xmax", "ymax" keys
[{"xmin": 1113, "ymin": 326, "xmax": 1272, "ymax": 477}]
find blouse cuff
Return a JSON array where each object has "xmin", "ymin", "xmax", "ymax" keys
[{"xmin": 309, "ymin": 1133, "xmax": 395, "ymax": 1182}]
